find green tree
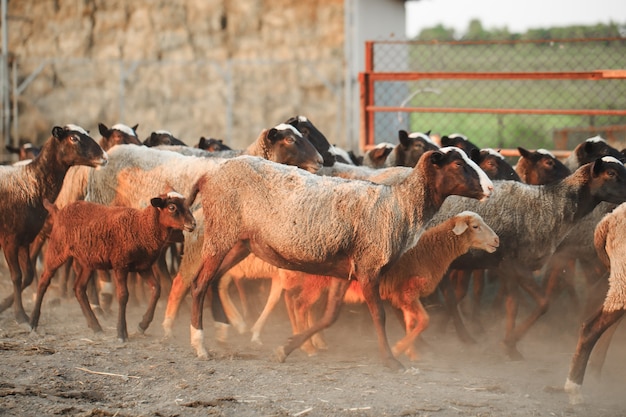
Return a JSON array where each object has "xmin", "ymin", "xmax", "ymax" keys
[{"xmin": 416, "ymin": 24, "xmax": 455, "ymax": 41}]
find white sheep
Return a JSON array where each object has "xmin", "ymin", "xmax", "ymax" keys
[
  {"xmin": 186, "ymin": 148, "xmax": 493, "ymax": 370},
  {"xmin": 564, "ymin": 201, "xmax": 626, "ymax": 405}
]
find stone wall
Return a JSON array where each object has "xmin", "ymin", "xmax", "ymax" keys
[{"xmin": 6, "ymin": 0, "xmax": 346, "ymax": 148}]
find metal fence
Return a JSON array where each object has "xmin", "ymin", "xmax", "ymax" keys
[
  {"xmin": 359, "ymin": 37, "xmax": 626, "ymax": 154},
  {"xmin": 1, "ymin": 56, "xmax": 345, "ymax": 161}
]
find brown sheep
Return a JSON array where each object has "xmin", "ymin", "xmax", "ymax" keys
[
  {"xmin": 28, "ymin": 191, "xmax": 196, "ymax": 342},
  {"xmin": 282, "ymin": 211, "xmax": 499, "ymax": 360}
]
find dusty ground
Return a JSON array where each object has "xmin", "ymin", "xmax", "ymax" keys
[{"xmin": 1, "ymin": 267, "xmax": 625, "ymax": 417}]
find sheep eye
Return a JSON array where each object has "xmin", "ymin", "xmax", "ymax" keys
[
  {"xmin": 69, "ymin": 134, "xmax": 80, "ymax": 143},
  {"xmin": 285, "ymin": 137, "xmax": 296, "ymax": 144},
  {"xmin": 167, "ymin": 204, "xmax": 177, "ymax": 212}
]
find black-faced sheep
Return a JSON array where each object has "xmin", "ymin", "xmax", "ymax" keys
[
  {"xmin": 562, "ymin": 135, "xmax": 625, "ymax": 171},
  {"xmin": 186, "ymin": 148, "xmax": 493, "ymax": 370},
  {"xmin": 427, "ymin": 156, "xmax": 626, "ymax": 360},
  {"xmin": 440, "ymin": 133, "xmax": 479, "ymax": 156},
  {"xmin": 143, "ymin": 130, "xmax": 187, "ymax": 147},
  {"xmin": 361, "ymin": 142, "xmax": 394, "ymax": 168},
  {"xmin": 515, "ymin": 147, "xmax": 571, "ymax": 185},
  {"xmin": 197, "ymin": 137, "xmax": 232, "ymax": 152},
  {"xmin": 29, "ymin": 191, "xmax": 197, "ymax": 342},
  {"xmin": 5, "ymin": 141, "xmax": 41, "ymax": 162},
  {"xmin": 471, "ymin": 148, "xmax": 520, "ymax": 182},
  {"xmin": 27, "ymin": 123, "xmax": 145, "ymax": 301},
  {"xmin": 98, "ymin": 123, "xmax": 141, "ymax": 150},
  {"xmin": 0, "ymin": 125, "xmax": 108, "ymax": 323},
  {"xmin": 363, "ymin": 130, "xmax": 438, "ymax": 169},
  {"xmin": 281, "ymin": 211, "xmax": 499, "ymax": 360},
  {"xmin": 283, "ymin": 115, "xmax": 336, "ymax": 167},
  {"xmin": 564, "ymin": 202, "xmax": 626, "ymax": 405},
  {"xmin": 384, "ymin": 130, "xmax": 438, "ymax": 168}
]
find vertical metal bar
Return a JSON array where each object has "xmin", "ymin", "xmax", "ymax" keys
[
  {"xmin": 12, "ymin": 57, "xmax": 17, "ymax": 146},
  {"xmin": 226, "ymin": 60, "xmax": 233, "ymax": 143},
  {"xmin": 119, "ymin": 61, "xmax": 125, "ymax": 123},
  {"xmin": 1, "ymin": 0, "xmax": 8, "ymax": 147}
]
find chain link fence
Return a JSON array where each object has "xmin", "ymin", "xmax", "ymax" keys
[{"xmin": 361, "ymin": 38, "xmax": 626, "ymax": 152}]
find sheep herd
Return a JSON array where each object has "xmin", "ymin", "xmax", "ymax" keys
[{"xmin": 1, "ymin": 117, "xmax": 626, "ymax": 405}]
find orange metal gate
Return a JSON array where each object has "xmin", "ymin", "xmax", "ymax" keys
[{"xmin": 358, "ymin": 38, "xmax": 626, "ymax": 156}]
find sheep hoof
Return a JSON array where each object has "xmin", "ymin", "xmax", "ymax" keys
[
  {"xmin": 501, "ymin": 342, "xmax": 524, "ymax": 361},
  {"xmin": 19, "ymin": 321, "xmax": 33, "ymax": 332},
  {"xmin": 250, "ymin": 336, "xmax": 263, "ymax": 346},
  {"xmin": 136, "ymin": 325, "xmax": 146, "ymax": 335},
  {"xmin": 564, "ymin": 379, "xmax": 584, "ymax": 405},
  {"xmin": 274, "ymin": 346, "xmax": 287, "ymax": 363},
  {"xmin": 28, "ymin": 328, "xmax": 41, "ymax": 338},
  {"xmin": 385, "ymin": 357, "xmax": 406, "ymax": 372}
]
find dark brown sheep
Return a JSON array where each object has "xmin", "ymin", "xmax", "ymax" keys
[{"xmin": 0, "ymin": 125, "xmax": 107, "ymax": 324}]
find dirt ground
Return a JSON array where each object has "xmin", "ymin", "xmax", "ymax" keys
[{"xmin": 1, "ymin": 266, "xmax": 625, "ymax": 417}]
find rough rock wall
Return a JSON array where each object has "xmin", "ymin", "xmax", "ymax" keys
[{"xmin": 7, "ymin": 0, "xmax": 345, "ymax": 148}]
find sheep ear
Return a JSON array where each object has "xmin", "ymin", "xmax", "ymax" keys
[
  {"xmin": 398, "ymin": 130, "xmax": 410, "ymax": 147},
  {"xmin": 51, "ymin": 126, "xmax": 66, "ymax": 140},
  {"xmin": 98, "ymin": 123, "xmax": 109, "ymax": 137},
  {"xmin": 469, "ymin": 148, "xmax": 481, "ymax": 163},
  {"xmin": 592, "ymin": 158, "xmax": 604, "ymax": 177},
  {"xmin": 287, "ymin": 118, "xmax": 299, "ymax": 129},
  {"xmin": 452, "ymin": 218, "xmax": 469, "ymax": 235},
  {"xmin": 150, "ymin": 197, "xmax": 166, "ymax": 208},
  {"xmin": 430, "ymin": 150, "xmax": 445, "ymax": 166},
  {"xmin": 424, "ymin": 130, "xmax": 432, "ymax": 136},
  {"xmin": 131, "ymin": 124, "xmax": 139, "ymax": 133},
  {"xmin": 517, "ymin": 147, "xmax": 531, "ymax": 159},
  {"xmin": 267, "ymin": 128, "xmax": 279, "ymax": 143}
]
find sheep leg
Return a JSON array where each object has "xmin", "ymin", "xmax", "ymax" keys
[
  {"xmin": 162, "ymin": 272, "xmax": 189, "ymax": 338},
  {"xmin": 276, "ymin": 278, "xmax": 350, "ymax": 362},
  {"xmin": 361, "ymin": 279, "xmax": 405, "ymax": 371},
  {"xmin": 392, "ymin": 299, "xmax": 429, "ymax": 361},
  {"xmin": 152, "ymin": 253, "xmax": 172, "ymax": 300},
  {"xmin": 508, "ymin": 271, "xmax": 549, "ymax": 349},
  {"xmin": 219, "ymin": 273, "xmax": 248, "ymax": 335},
  {"xmin": 0, "ymin": 244, "xmax": 29, "ymax": 323},
  {"xmin": 73, "ymin": 266, "xmax": 103, "ymax": 334},
  {"xmin": 113, "ymin": 269, "xmax": 130, "ymax": 342},
  {"xmin": 441, "ymin": 272, "xmax": 476, "ymax": 344},
  {"xmin": 565, "ymin": 308, "xmax": 624, "ymax": 404},
  {"xmin": 233, "ymin": 276, "xmax": 252, "ymax": 322},
  {"xmin": 250, "ymin": 275, "xmax": 284, "ymax": 344},
  {"xmin": 469, "ymin": 269, "xmax": 486, "ymax": 333},
  {"xmin": 309, "ymin": 298, "xmax": 329, "ymax": 351},
  {"xmin": 588, "ymin": 315, "xmax": 623, "ymax": 378},
  {"xmin": 97, "ymin": 270, "xmax": 114, "ymax": 313},
  {"xmin": 295, "ymin": 290, "xmax": 321, "ymax": 356},
  {"xmin": 190, "ymin": 244, "xmax": 249, "ymax": 357},
  {"xmin": 29, "ymin": 263, "xmax": 64, "ymax": 332},
  {"xmin": 137, "ymin": 269, "xmax": 161, "ymax": 334},
  {"xmin": 501, "ymin": 274, "xmax": 524, "ymax": 360}
]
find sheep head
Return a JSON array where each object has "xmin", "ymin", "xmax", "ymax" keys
[
  {"xmin": 150, "ymin": 191, "xmax": 197, "ymax": 235},
  {"xmin": 52, "ymin": 124, "xmax": 108, "ymax": 168}
]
